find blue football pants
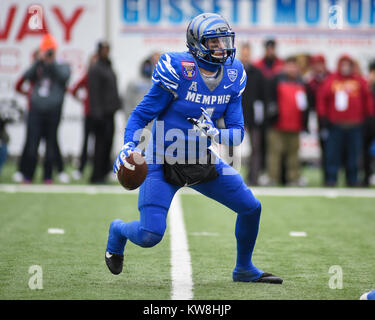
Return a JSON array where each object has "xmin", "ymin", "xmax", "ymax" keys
[{"xmin": 116, "ymin": 158, "xmax": 262, "ymax": 272}]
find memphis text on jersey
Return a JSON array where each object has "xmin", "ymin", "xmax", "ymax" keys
[{"xmin": 185, "ymin": 81, "xmax": 231, "ymax": 105}]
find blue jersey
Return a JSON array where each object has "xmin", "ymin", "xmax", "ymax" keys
[{"xmin": 124, "ymin": 51, "xmax": 246, "ymax": 164}]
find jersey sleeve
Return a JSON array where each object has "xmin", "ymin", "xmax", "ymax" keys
[
  {"xmin": 235, "ymin": 65, "xmax": 247, "ymax": 99},
  {"xmin": 215, "ymin": 62, "xmax": 246, "ymax": 146},
  {"xmin": 152, "ymin": 53, "xmax": 181, "ymax": 96},
  {"xmin": 216, "ymin": 97, "xmax": 245, "ymax": 146}
]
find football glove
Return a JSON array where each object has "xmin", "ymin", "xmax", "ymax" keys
[
  {"xmin": 113, "ymin": 142, "xmax": 135, "ymax": 174},
  {"xmin": 187, "ymin": 107, "xmax": 219, "ymax": 141}
]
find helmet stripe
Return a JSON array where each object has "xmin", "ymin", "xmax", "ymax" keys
[
  {"xmin": 190, "ymin": 13, "xmax": 216, "ymax": 33},
  {"xmin": 196, "ymin": 15, "xmax": 217, "ymax": 38},
  {"xmin": 203, "ymin": 18, "xmax": 227, "ymax": 34}
]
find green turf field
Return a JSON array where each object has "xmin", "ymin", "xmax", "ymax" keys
[{"xmin": 0, "ymin": 190, "xmax": 374, "ymax": 300}]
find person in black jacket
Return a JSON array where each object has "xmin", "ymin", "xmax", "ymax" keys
[
  {"xmin": 240, "ymin": 43, "xmax": 267, "ymax": 186},
  {"xmin": 19, "ymin": 34, "xmax": 70, "ymax": 183},
  {"xmin": 88, "ymin": 41, "xmax": 121, "ymax": 184}
]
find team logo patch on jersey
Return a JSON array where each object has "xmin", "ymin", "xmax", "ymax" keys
[
  {"xmin": 181, "ymin": 61, "xmax": 197, "ymax": 79},
  {"xmin": 227, "ymin": 69, "xmax": 238, "ymax": 82}
]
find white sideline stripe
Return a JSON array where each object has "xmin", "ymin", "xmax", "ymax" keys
[
  {"xmin": 48, "ymin": 228, "xmax": 65, "ymax": 234},
  {"xmin": 169, "ymin": 193, "xmax": 193, "ymax": 300},
  {"xmin": 289, "ymin": 231, "xmax": 307, "ymax": 237},
  {"xmin": 1, "ymin": 184, "xmax": 375, "ymax": 198}
]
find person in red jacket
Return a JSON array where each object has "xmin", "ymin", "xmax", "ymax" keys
[
  {"xmin": 266, "ymin": 56, "xmax": 309, "ymax": 186},
  {"xmin": 317, "ymin": 54, "xmax": 374, "ymax": 187}
]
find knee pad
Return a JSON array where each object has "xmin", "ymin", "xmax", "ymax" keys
[{"xmin": 138, "ymin": 229, "xmax": 163, "ymax": 248}]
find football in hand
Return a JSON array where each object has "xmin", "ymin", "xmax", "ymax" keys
[{"xmin": 117, "ymin": 152, "xmax": 148, "ymax": 190}]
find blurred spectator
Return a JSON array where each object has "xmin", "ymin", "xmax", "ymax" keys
[
  {"xmin": 14, "ymin": 56, "xmax": 69, "ymax": 183},
  {"xmin": 353, "ymin": 59, "xmax": 363, "ymax": 76},
  {"xmin": 240, "ymin": 43, "xmax": 267, "ymax": 185},
  {"xmin": 266, "ymin": 56, "xmax": 309, "ymax": 186},
  {"xmin": 88, "ymin": 41, "xmax": 121, "ymax": 184},
  {"xmin": 362, "ymin": 60, "xmax": 375, "ymax": 186},
  {"xmin": 254, "ymin": 39, "xmax": 284, "ymax": 185},
  {"xmin": 296, "ymin": 53, "xmax": 311, "ymax": 77},
  {"xmin": 0, "ymin": 100, "xmax": 22, "ymax": 177},
  {"xmin": 123, "ymin": 57, "xmax": 153, "ymax": 121},
  {"xmin": 13, "ymin": 49, "xmax": 38, "ymax": 183},
  {"xmin": 255, "ymin": 39, "xmax": 284, "ymax": 79},
  {"xmin": 306, "ymin": 54, "xmax": 331, "ymax": 184},
  {"xmin": 69, "ymin": 54, "xmax": 98, "ymax": 181},
  {"xmin": 317, "ymin": 55, "xmax": 374, "ymax": 187},
  {"xmin": 122, "ymin": 52, "xmax": 160, "ymax": 121},
  {"xmin": 15, "ymin": 34, "xmax": 70, "ymax": 183}
]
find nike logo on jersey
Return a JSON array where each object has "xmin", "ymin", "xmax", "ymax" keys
[{"xmin": 223, "ymin": 84, "xmax": 234, "ymax": 89}]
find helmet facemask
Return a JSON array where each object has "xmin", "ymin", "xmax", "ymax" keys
[{"xmin": 199, "ymin": 32, "xmax": 236, "ymax": 65}]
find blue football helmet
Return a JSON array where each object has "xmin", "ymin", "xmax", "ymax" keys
[{"xmin": 186, "ymin": 13, "xmax": 236, "ymax": 66}]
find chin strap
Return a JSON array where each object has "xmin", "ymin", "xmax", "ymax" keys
[{"xmin": 196, "ymin": 57, "xmax": 221, "ymax": 73}]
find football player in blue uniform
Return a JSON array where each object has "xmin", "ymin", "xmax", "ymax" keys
[
  {"xmin": 105, "ymin": 13, "xmax": 282, "ymax": 284},
  {"xmin": 360, "ymin": 289, "xmax": 375, "ymax": 300}
]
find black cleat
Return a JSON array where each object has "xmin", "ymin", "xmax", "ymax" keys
[
  {"xmin": 254, "ymin": 272, "xmax": 283, "ymax": 284},
  {"xmin": 105, "ymin": 251, "xmax": 124, "ymax": 275},
  {"xmin": 233, "ymin": 270, "xmax": 283, "ymax": 284}
]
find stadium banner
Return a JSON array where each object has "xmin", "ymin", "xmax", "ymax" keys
[
  {"xmin": 0, "ymin": 0, "xmax": 105, "ymax": 156},
  {"xmin": 113, "ymin": 0, "xmax": 375, "ymax": 89}
]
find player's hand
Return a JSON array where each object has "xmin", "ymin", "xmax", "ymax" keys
[
  {"xmin": 113, "ymin": 142, "xmax": 136, "ymax": 174},
  {"xmin": 187, "ymin": 107, "xmax": 219, "ymax": 140}
]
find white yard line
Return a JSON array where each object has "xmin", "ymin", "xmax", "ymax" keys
[
  {"xmin": 289, "ymin": 231, "xmax": 307, "ymax": 237},
  {"xmin": 1, "ymin": 184, "xmax": 375, "ymax": 198},
  {"xmin": 48, "ymin": 228, "xmax": 65, "ymax": 234},
  {"xmin": 169, "ymin": 193, "xmax": 194, "ymax": 300}
]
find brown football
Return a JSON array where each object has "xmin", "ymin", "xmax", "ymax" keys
[{"xmin": 117, "ymin": 152, "xmax": 148, "ymax": 190}]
